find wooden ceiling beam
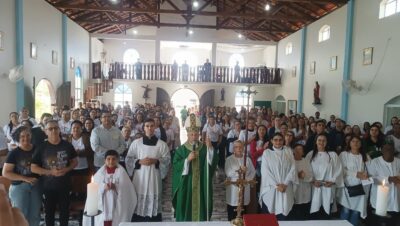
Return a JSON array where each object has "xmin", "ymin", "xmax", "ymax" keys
[
  {"xmin": 75, "ymin": 19, "xmax": 294, "ymax": 32},
  {"xmin": 54, "ymin": 3, "xmax": 308, "ymax": 21},
  {"xmin": 275, "ymin": 0, "xmax": 347, "ymax": 4}
]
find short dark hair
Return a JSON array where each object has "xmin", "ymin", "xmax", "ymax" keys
[
  {"xmin": 71, "ymin": 120, "xmax": 83, "ymax": 128},
  {"xmin": 21, "ymin": 119, "xmax": 34, "ymax": 128},
  {"xmin": 144, "ymin": 118, "xmax": 155, "ymax": 124},
  {"xmin": 12, "ymin": 126, "xmax": 31, "ymax": 143},
  {"xmin": 104, "ymin": 150, "xmax": 119, "ymax": 159}
]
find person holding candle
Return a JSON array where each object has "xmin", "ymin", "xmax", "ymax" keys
[
  {"xmin": 126, "ymin": 118, "xmax": 170, "ymax": 222},
  {"xmin": 259, "ymin": 132, "xmax": 298, "ymax": 220},
  {"xmin": 31, "ymin": 120, "xmax": 78, "ymax": 226},
  {"xmin": 367, "ymin": 143, "xmax": 400, "ymax": 223},
  {"xmin": 337, "ymin": 136, "xmax": 370, "ymax": 226},
  {"xmin": 83, "ymin": 150, "xmax": 137, "ymax": 226},
  {"xmin": 305, "ymin": 133, "xmax": 343, "ymax": 219},
  {"xmin": 225, "ymin": 140, "xmax": 256, "ymax": 221}
]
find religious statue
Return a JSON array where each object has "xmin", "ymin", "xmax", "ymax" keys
[
  {"xmin": 221, "ymin": 88, "xmax": 225, "ymax": 101},
  {"xmin": 142, "ymin": 85, "xmax": 151, "ymax": 99},
  {"xmin": 313, "ymin": 81, "xmax": 321, "ymax": 105}
]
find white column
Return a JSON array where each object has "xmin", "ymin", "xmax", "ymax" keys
[
  {"xmin": 155, "ymin": 39, "xmax": 161, "ymax": 63},
  {"xmin": 211, "ymin": 42, "xmax": 217, "ymax": 65}
]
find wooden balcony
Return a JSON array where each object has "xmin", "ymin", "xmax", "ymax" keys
[{"xmin": 94, "ymin": 62, "xmax": 282, "ymax": 85}]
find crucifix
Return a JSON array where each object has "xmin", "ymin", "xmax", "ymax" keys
[{"xmin": 224, "ymin": 85, "xmax": 258, "ymax": 226}]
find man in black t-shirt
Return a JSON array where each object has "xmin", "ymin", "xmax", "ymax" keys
[{"xmin": 31, "ymin": 120, "xmax": 77, "ymax": 226}]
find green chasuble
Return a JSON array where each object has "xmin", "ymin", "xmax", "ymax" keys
[{"xmin": 172, "ymin": 142, "xmax": 219, "ymax": 221}]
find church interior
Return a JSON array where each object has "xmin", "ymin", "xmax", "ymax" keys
[{"xmin": 1, "ymin": 0, "xmax": 400, "ymax": 226}]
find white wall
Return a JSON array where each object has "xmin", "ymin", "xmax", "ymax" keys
[
  {"xmin": 103, "ymin": 39, "xmax": 155, "ymax": 64},
  {"xmin": 275, "ymin": 30, "xmax": 302, "ymax": 107},
  {"xmin": 23, "ymin": 0, "xmax": 63, "ymax": 101},
  {"xmin": 348, "ymin": 0, "xmax": 400, "ymax": 125},
  {"xmin": 0, "ymin": 0, "xmax": 16, "ymax": 126},
  {"xmin": 67, "ymin": 19, "xmax": 90, "ymax": 103},
  {"xmin": 277, "ymin": 0, "xmax": 400, "ymax": 124},
  {"xmin": 160, "ymin": 46, "xmax": 211, "ymax": 65},
  {"xmin": 91, "ymin": 37, "xmax": 104, "ymax": 63},
  {"xmin": 100, "ymin": 80, "xmax": 277, "ymax": 108},
  {"xmin": 276, "ymin": 5, "xmax": 348, "ymax": 119},
  {"xmin": 216, "ymin": 49, "xmax": 266, "ymax": 67},
  {"xmin": 0, "ymin": 0, "xmax": 90, "ymax": 125}
]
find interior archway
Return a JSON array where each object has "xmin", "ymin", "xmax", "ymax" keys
[
  {"xmin": 171, "ymin": 88, "xmax": 200, "ymax": 142},
  {"xmin": 35, "ymin": 79, "xmax": 55, "ymax": 121},
  {"xmin": 275, "ymin": 95, "xmax": 286, "ymax": 114}
]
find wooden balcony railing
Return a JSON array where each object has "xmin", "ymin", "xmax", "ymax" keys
[{"xmin": 92, "ymin": 62, "xmax": 282, "ymax": 85}]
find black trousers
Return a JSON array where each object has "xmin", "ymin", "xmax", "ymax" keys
[
  {"xmin": 289, "ymin": 202, "xmax": 311, "ymax": 220},
  {"xmin": 43, "ymin": 188, "xmax": 70, "ymax": 226},
  {"xmin": 261, "ymin": 201, "xmax": 288, "ymax": 221},
  {"xmin": 131, "ymin": 213, "xmax": 162, "ymax": 222},
  {"xmin": 310, "ymin": 206, "xmax": 331, "ymax": 220}
]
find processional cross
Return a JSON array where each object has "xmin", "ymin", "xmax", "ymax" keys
[{"xmin": 224, "ymin": 85, "xmax": 258, "ymax": 226}]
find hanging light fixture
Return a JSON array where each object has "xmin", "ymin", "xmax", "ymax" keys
[
  {"xmin": 188, "ymin": 29, "xmax": 194, "ymax": 35},
  {"xmin": 238, "ymin": 33, "xmax": 243, "ymax": 39},
  {"xmin": 193, "ymin": 1, "xmax": 199, "ymax": 8},
  {"xmin": 265, "ymin": 3, "xmax": 271, "ymax": 11}
]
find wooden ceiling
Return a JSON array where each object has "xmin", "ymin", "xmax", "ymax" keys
[{"xmin": 46, "ymin": 0, "xmax": 349, "ymax": 41}]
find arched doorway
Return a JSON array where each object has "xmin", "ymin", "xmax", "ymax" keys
[
  {"xmin": 275, "ymin": 95, "xmax": 286, "ymax": 114},
  {"xmin": 171, "ymin": 89, "xmax": 199, "ymax": 141},
  {"xmin": 35, "ymin": 79, "xmax": 55, "ymax": 121}
]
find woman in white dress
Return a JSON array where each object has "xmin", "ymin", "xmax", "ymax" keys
[
  {"xmin": 337, "ymin": 136, "xmax": 370, "ymax": 226},
  {"xmin": 306, "ymin": 133, "xmax": 343, "ymax": 219},
  {"xmin": 260, "ymin": 133, "xmax": 297, "ymax": 220},
  {"xmin": 225, "ymin": 140, "xmax": 256, "ymax": 221}
]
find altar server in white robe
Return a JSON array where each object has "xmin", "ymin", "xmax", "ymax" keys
[
  {"xmin": 126, "ymin": 118, "xmax": 170, "ymax": 222},
  {"xmin": 83, "ymin": 150, "xmax": 137, "ymax": 226},
  {"xmin": 225, "ymin": 140, "xmax": 256, "ymax": 221},
  {"xmin": 291, "ymin": 144, "xmax": 313, "ymax": 220},
  {"xmin": 337, "ymin": 136, "xmax": 370, "ymax": 226},
  {"xmin": 260, "ymin": 132, "xmax": 298, "ymax": 220},
  {"xmin": 305, "ymin": 133, "xmax": 343, "ymax": 219},
  {"xmin": 367, "ymin": 143, "xmax": 400, "ymax": 221}
]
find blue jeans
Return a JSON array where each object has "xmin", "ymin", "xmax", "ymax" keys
[
  {"xmin": 340, "ymin": 206, "xmax": 360, "ymax": 226},
  {"xmin": 9, "ymin": 182, "xmax": 42, "ymax": 226}
]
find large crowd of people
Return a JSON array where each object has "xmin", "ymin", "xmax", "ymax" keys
[{"xmin": 0, "ymin": 101, "xmax": 400, "ymax": 226}]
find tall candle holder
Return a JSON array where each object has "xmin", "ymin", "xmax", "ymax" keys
[{"xmin": 84, "ymin": 210, "xmax": 102, "ymax": 226}]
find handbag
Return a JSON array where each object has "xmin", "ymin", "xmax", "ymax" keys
[
  {"xmin": 346, "ymin": 184, "xmax": 365, "ymax": 197},
  {"xmin": 346, "ymin": 162, "xmax": 367, "ymax": 197}
]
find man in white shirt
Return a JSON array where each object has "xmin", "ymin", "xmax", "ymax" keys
[
  {"xmin": 19, "ymin": 107, "xmax": 37, "ymax": 126},
  {"xmin": 202, "ymin": 115, "xmax": 222, "ymax": 151},
  {"xmin": 58, "ymin": 110, "xmax": 72, "ymax": 139},
  {"xmin": 90, "ymin": 112, "xmax": 125, "ymax": 171}
]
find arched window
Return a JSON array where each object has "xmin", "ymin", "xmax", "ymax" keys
[
  {"xmin": 74, "ymin": 67, "xmax": 82, "ymax": 106},
  {"xmin": 285, "ymin": 42, "xmax": 293, "ymax": 55},
  {"xmin": 235, "ymin": 91, "xmax": 253, "ymax": 110},
  {"xmin": 123, "ymin": 48, "xmax": 140, "ymax": 65},
  {"xmin": 114, "ymin": 84, "xmax": 132, "ymax": 108},
  {"xmin": 318, "ymin": 25, "xmax": 330, "ymax": 42},
  {"xmin": 229, "ymin": 53, "xmax": 245, "ymax": 68},
  {"xmin": 379, "ymin": 0, "xmax": 399, "ymax": 19}
]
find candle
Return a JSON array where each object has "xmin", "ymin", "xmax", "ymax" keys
[
  {"xmin": 86, "ymin": 176, "xmax": 99, "ymax": 216},
  {"xmin": 376, "ymin": 179, "xmax": 389, "ymax": 216}
]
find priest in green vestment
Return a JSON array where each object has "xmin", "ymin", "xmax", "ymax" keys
[{"xmin": 172, "ymin": 114, "xmax": 219, "ymax": 221}]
